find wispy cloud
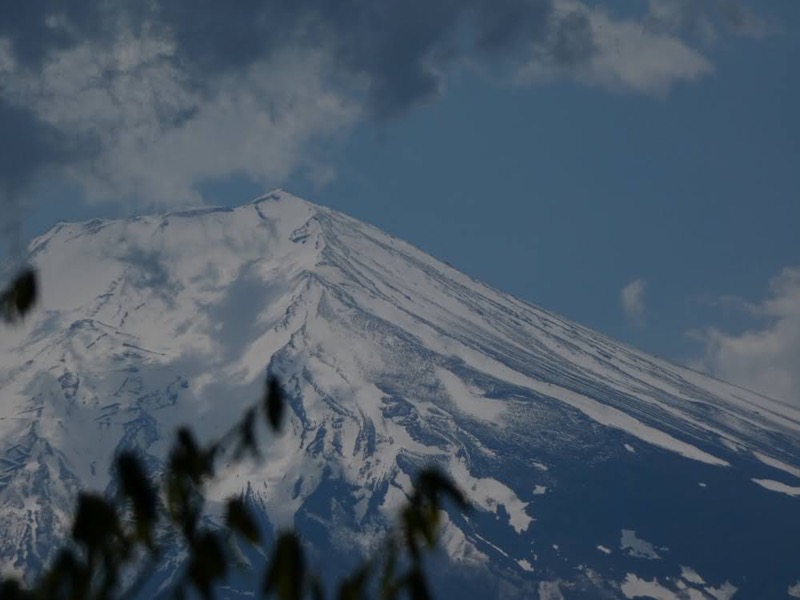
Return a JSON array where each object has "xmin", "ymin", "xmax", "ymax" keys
[
  {"xmin": 694, "ymin": 266, "xmax": 800, "ymax": 406},
  {"xmin": 621, "ymin": 279, "xmax": 647, "ymax": 326},
  {"xmin": 517, "ymin": 1, "xmax": 713, "ymax": 94}
]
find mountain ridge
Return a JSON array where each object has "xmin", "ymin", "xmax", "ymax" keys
[{"xmin": 1, "ymin": 189, "xmax": 799, "ymax": 598}]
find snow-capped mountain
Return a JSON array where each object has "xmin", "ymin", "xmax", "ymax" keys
[{"xmin": 1, "ymin": 190, "xmax": 799, "ymax": 599}]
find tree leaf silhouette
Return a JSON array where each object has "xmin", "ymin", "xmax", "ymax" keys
[
  {"xmin": 1, "ymin": 268, "xmax": 37, "ymax": 323},
  {"xmin": 225, "ymin": 497, "xmax": 261, "ymax": 545}
]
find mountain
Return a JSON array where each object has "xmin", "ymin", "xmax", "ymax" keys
[{"xmin": 1, "ymin": 190, "xmax": 799, "ymax": 599}]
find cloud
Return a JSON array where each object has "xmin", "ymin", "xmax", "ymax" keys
[
  {"xmin": 695, "ymin": 267, "xmax": 800, "ymax": 406},
  {"xmin": 0, "ymin": 16, "xmax": 361, "ymax": 210},
  {"xmin": 621, "ymin": 279, "xmax": 647, "ymax": 326},
  {"xmin": 0, "ymin": 0, "xmax": 765, "ymax": 216},
  {"xmin": 645, "ymin": 0, "xmax": 767, "ymax": 41},
  {"xmin": 0, "ymin": 96, "xmax": 75, "ymax": 254},
  {"xmin": 518, "ymin": 1, "xmax": 713, "ymax": 94}
]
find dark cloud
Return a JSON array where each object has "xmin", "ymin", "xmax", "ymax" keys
[
  {"xmin": 473, "ymin": 0, "xmax": 552, "ymax": 56},
  {"xmin": 714, "ymin": 0, "xmax": 765, "ymax": 36},
  {"xmin": 549, "ymin": 10, "xmax": 596, "ymax": 67},
  {"xmin": 0, "ymin": 5, "xmax": 74, "ymax": 66},
  {"xmin": 157, "ymin": 0, "xmax": 296, "ymax": 73},
  {"xmin": 0, "ymin": 4, "xmax": 110, "ymax": 67},
  {"xmin": 155, "ymin": 0, "xmax": 561, "ymax": 119},
  {"xmin": 0, "ymin": 0, "xmax": 563, "ymax": 121},
  {"xmin": 334, "ymin": 0, "xmax": 465, "ymax": 119},
  {"xmin": 0, "ymin": 0, "xmax": 763, "ymax": 214},
  {"xmin": 645, "ymin": 0, "xmax": 765, "ymax": 40},
  {"xmin": 0, "ymin": 0, "xmax": 766, "ymax": 118},
  {"xmin": 0, "ymin": 100, "xmax": 68, "ymax": 196},
  {"xmin": 0, "ymin": 99, "xmax": 81, "ymax": 254}
]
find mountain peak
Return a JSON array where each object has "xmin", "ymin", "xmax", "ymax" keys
[
  {"xmin": 252, "ymin": 188, "xmax": 308, "ymax": 204},
  {"xmin": 2, "ymin": 191, "xmax": 800, "ymax": 597}
]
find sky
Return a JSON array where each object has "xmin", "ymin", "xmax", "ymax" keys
[{"xmin": 0, "ymin": 0, "xmax": 798, "ymax": 405}]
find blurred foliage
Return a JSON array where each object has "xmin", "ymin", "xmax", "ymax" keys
[
  {"xmin": 1, "ymin": 267, "xmax": 38, "ymax": 323},
  {"xmin": 0, "ymin": 269, "xmax": 468, "ymax": 599}
]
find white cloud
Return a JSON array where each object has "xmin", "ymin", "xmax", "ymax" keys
[
  {"xmin": 518, "ymin": 0, "xmax": 713, "ymax": 95},
  {"xmin": 696, "ymin": 266, "xmax": 800, "ymax": 406},
  {"xmin": 0, "ymin": 37, "xmax": 14, "ymax": 74},
  {"xmin": 621, "ymin": 278, "xmax": 647, "ymax": 326},
  {"xmin": 788, "ymin": 580, "xmax": 800, "ymax": 598},
  {"xmin": 0, "ymin": 26, "xmax": 360, "ymax": 208}
]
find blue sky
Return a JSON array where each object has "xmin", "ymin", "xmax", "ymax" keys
[{"xmin": 2, "ymin": 0, "xmax": 799, "ymax": 403}]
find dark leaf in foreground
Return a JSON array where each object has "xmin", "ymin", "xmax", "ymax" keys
[
  {"xmin": 71, "ymin": 493, "xmax": 121, "ymax": 554},
  {"xmin": 337, "ymin": 563, "xmax": 371, "ymax": 600},
  {"xmin": 236, "ymin": 407, "xmax": 260, "ymax": 460},
  {"xmin": 405, "ymin": 567, "xmax": 432, "ymax": 600},
  {"xmin": 264, "ymin": 532, "xmax": 305, "ymax": 600},
  {"xmin": 225, "ymin": 497, "xmax": 260, "ymax": 544},
  {"xmin": 380, "ymin": 540, "xmax": 399, "ymax": 600},
  {"xmin": 416, "ymin": 468, "xmax": 468, "ymax": 510},
  {"xmin": 1, "ymin": 268, "xmax": 37, "ymax": 323},
  {"xmin": 40, "ymin": 549, "xmax": 81, "ymax": 597},
  {"xmin": 116, "ymin": 451, "xmax": 158, "ymax": 543},
  {"xmin": 171, "ymin": 427, "xmax": 213, "ymax": 483},
  {"xmin": 264, "ymin": 375, "xmax": 285, "ymax": 431},
  {"xmin": 0, "ymin": 579, "xmax": 31, "ymax": 600},
  {"xmin": 309, "ymin": 575, "xmax": 326, "ymax": 600},
  {"xmin": 188, "ymin": 531, "xmax": 227, "ymax": 600},
  {"xmin": 402, "ymin": 506, "xmax": 422, "ymax": 561}
]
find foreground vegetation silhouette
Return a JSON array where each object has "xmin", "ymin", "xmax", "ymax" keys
[{"xmin": 0, "ymin": 269, "xmax": 469, "ymax": 599}]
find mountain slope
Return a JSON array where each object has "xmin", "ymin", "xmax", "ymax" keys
[{"xmin": 1, "ymin": 190, "xmax": 799, "ymax": 598}]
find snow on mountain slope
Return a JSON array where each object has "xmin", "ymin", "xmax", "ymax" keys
[{"xmin": 1, "ymin": 190, "xmax": 799, "ymax": 598}]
